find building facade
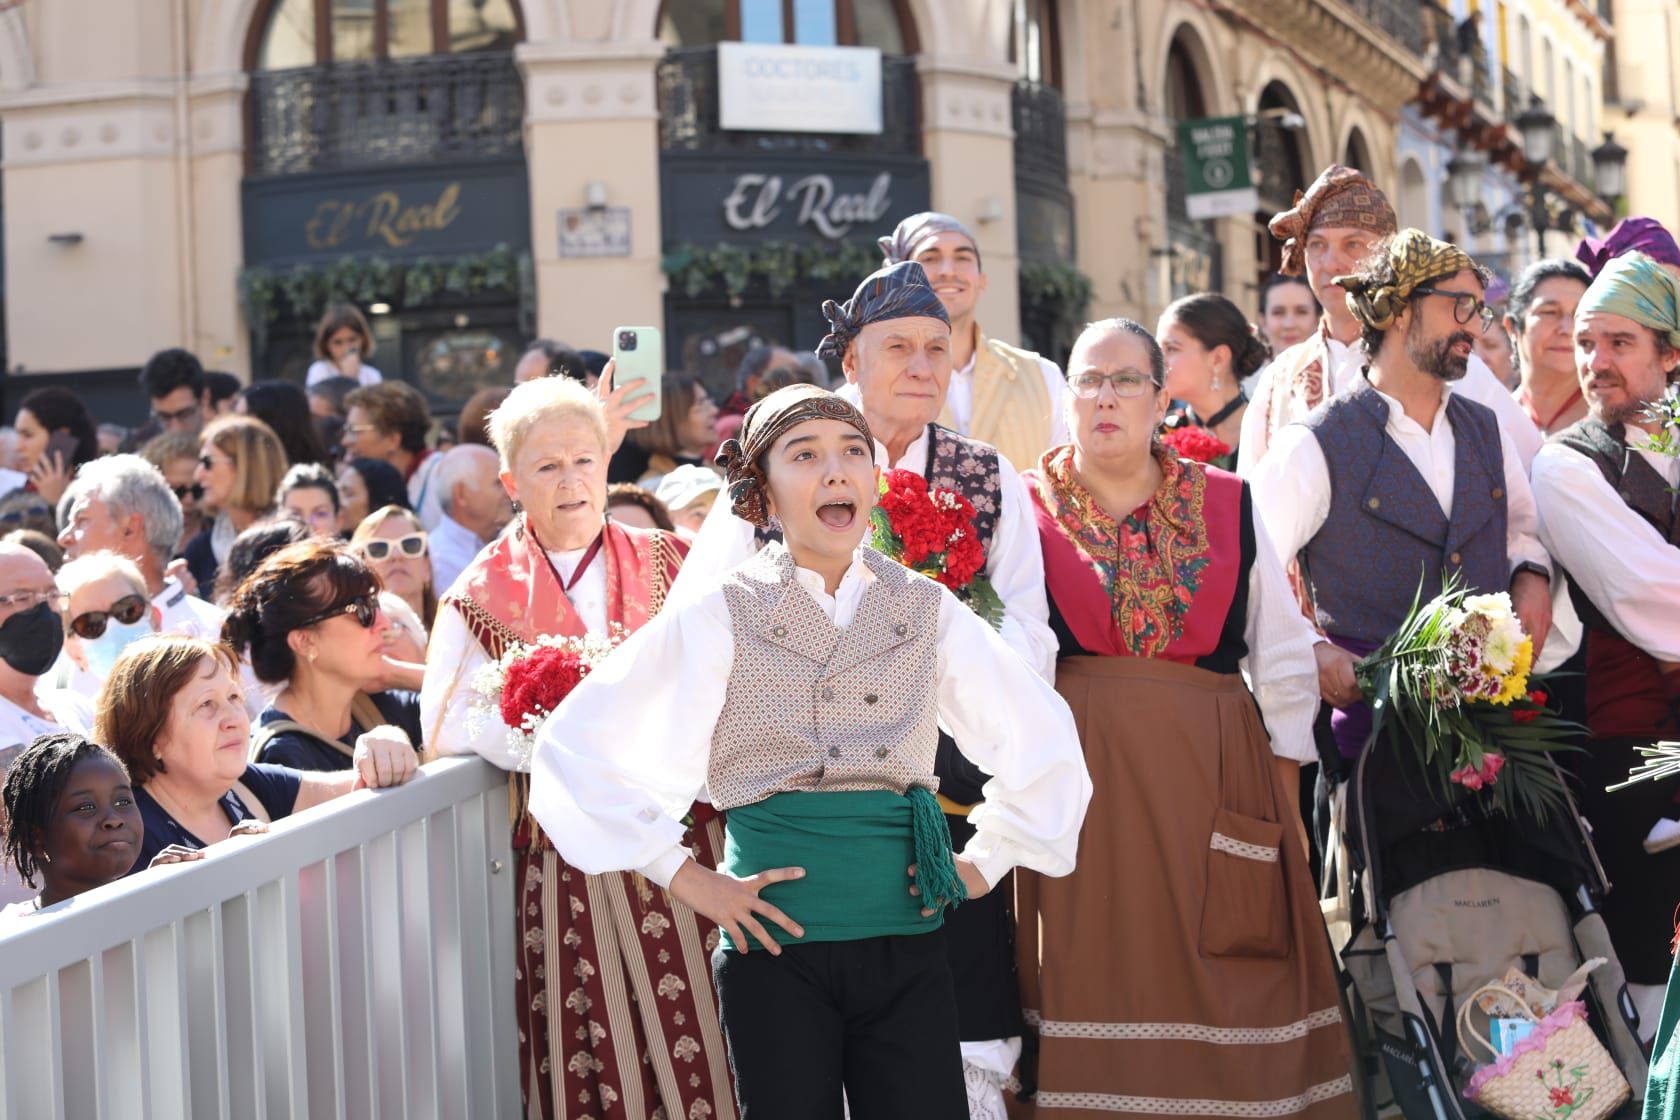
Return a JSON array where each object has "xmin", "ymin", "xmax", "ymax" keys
[
  {"xmin": 1602, "ymin": 0, "xmax": 1680, "ymax": 231},
  {"xmin": 0, "ymin": 0, "xmax": 1628, "ymax": 420}
]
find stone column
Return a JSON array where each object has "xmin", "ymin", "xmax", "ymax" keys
[
  {"xmin": 518, "ymin": 39, "xmax": 667, "ymax": 352},
  {"xmin": 917, "ymin": 54, "xmax": 1022, "ymax": 345}
]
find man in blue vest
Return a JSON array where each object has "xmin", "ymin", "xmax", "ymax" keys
[{"xmin": 1251, "ymin": 229, "xmax": 1553, "ymax": 759}]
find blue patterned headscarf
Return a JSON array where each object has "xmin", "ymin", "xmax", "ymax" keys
[
  {"xmin": 815, "ymin": 261, "xmax": 950, "ymax": 359},
  {"xmin": 1577, "ymin": 251, "xmax": 1680, "ymax": 350}
]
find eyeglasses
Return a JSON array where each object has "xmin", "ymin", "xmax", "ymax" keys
[
  {"xmin": 0, "ymin": 504, "xmax": 50, "ymax": 526},
  {"xmin": 69, "ymin": 594, "xmax": 147, "ymax": 639},
  {"xmin": 1067, "ymin": 371, "xmax": 1159, "ymax": 399},
  {"xmin": 343, "ymin": 424, "xmax": 382, "ymax": 436},
  {"xmin": 172, "ymin": 483, "xmax": 204, "ymax": 502},
  {"xmin": 361, "ymin": 532, "xmax": 427, "ymax": 561},
  {"xmin": 198, "ymin": 453, "xmax": 231, "ymax": 472},
  {"xmin": 1412, "ymin": 287, "xmax": 1497, "ymax": 330},
  {"xmin": 151, "ymin": 403, "xmax": 200, "ymax": 425},
  {"xmin": 300, "ymin": 595, "xmax": 379, "ymax": 630},
  {"xmin": 0, "ymin": 588, "xmax": 66, "ymax": 613}
]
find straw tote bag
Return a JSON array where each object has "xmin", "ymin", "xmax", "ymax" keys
[{"xmin": 1456, "ymin": 981, "xmax": 1629, "ymax": 1120}]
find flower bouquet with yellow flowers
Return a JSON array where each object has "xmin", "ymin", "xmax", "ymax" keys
[{"xmin": 1357, "ymin": 580, "xmax": 1577, "ymax": 821}]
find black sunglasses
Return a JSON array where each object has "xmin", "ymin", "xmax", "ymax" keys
[
  {"xmin": 172, "ymin": 483, "xmax": 203, "ymax": 502},
  {"xmin": 301, "ymin": 595, "xmax": 378, "ymax": 630},
  {"xmin": 69, "ymin": 594, "xmax": 148, "ymax": 639},
  {"xmin": 0, "ymin": 504, "xmax": 50, "ymax": 525}
]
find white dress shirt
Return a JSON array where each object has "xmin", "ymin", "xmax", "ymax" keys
[
  {"xmin": 943, "ymin": 348, "xmax": 1070, "ymax": 461},
  {"xmin": 1250, "ymin": 383, "xmax": 1550, "ymax": 580},
  {"xmin": 1238, "ymin": 335, "xmax": 1543, "ymax": 476},
  {"xmin": 408, "ymin": 453, "xmax": 446, "ymax": 532},
  {"xmin": 422, "ymin": 543, "xmax": 610, "ymax": 771},
  {"xmin": 428, "ymin": 513, "xmax": 487, "ymax": 598},
  {"xmin": 673, "ymin": 427, "xmax": 1057, "ymax": 681},
  {"xmin": 527, "ymin": 551, "xmax": 1092, "ymax": 890},
  {"xmin": 1235, "ymin": 513, "xmax": 1326, "ymax": 763},
  {"xmin": 1531, "ymin": 431, "xmax": 1680, "ymax": 661}
]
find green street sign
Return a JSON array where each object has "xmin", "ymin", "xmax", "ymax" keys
[{"xmin": 1177, "ymin": 116, "xmax": 1258, "ymax": 220}]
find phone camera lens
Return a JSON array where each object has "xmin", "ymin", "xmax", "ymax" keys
[{"xmin": 617, "ymin": 331, "xmax": 637, "ymax": 351}]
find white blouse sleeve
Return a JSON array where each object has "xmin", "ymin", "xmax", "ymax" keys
[
  {"xmin": 527, "ymin": 591, "xmax": 735, "ymax": 888},
  {"xmin": 666, "ymin": 492, "xmax": 759, "ymax": 610},
  {"xmin": 933, "ymin": 591, "xmax": 1092, "ymax": 888},
  {"xmin": 989, "ymin": 456, "xmax": 1058, "ymax": 682},
  {"xmin": 1039, "ymin": 356, "xmax": 1069, "ymax": 451},
  {"xmin": 420, "ymin": 602, "xmax": 526, "ymax": 771},
  {"xmin": 1236, "ymin": 363, "xmax": 1278, "ymax": 478},
  {"xmin": 1532, "ymin": 442, "xmax": 1680, "ymax": 661},
  {"xmin": 1247, "ymin": 423, "xmax": 1333, "ymax": 567},
  {"xmin": 1240, "ymin": 510, "xmax": 1322, "ymax": 763}
]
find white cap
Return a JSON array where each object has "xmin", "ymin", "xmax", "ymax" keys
[{"xmin": 654, "ymin": 464, "xmax": 724, "ymax": 511}]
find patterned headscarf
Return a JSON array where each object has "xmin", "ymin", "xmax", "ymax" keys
[
  {"xmin": 714, "ymin": 385, "xmax": 875, "ymax": 527},
  {"xmin": 815, "ymin": 261, "xmax": 950, "ymax": 360},
  {"xmin": 1574, "ymin": 217, "xmax": 1680, "ymax": 279},
  {"xmin": 1335, "ymin": 229, "xmax": 1476, "ymax": 332},
  {"xmin": 877, "ymin": 211, "xmax": 981, "ymax": 269},
  {"xmin": 1267, "ymin": 165, "xmax": 1398, "ymax": 277},
  {"xmin": 1576, "ymin": 251, "xmax": 1680, "ymax": 350}
]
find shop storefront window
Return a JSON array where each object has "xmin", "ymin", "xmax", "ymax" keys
[
  {"xmin": 740, "ymin": 0, "xmax": 784, "ymax": 43},
  {"xmin": 261, "ymin": 0, "xmax": 521, "ymax": 67},
  {"xmin": 659, "ymin": 0, "xmax": 907, "ymax": 50},
  {"xmin": 261, "ymin": 0, "xmax": 316, "ymax": 69}
]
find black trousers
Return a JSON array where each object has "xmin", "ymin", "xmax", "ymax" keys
[{"xmin": 711, "ymin": 931, "xmax": 968, "ymax": 1119}]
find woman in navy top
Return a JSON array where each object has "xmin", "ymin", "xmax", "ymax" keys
[{"xmin": 93, "ymin": 635, "xmax": 417, "ymax": 871}]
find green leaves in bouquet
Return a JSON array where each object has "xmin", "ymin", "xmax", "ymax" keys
[{"xmin": 1641, "ymin": 385, "xmax": 1680, "ymax": 461}]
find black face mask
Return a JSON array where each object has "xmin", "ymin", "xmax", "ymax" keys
[{"xmin": 0, "ymin": 602, "xmax": 64, "ymax": 676}]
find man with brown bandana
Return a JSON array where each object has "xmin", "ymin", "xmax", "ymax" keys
[
  {"xmin": 1250, "ymin": 230, "xmax": 1552, "ymax": 761},
  {"xmin": 873, "ymin": 212, "xmax": 1068, "ymax": 472},
  {"xmin": 1238, "ymin": 166, "xmax": 1542, "ymax": 475}
]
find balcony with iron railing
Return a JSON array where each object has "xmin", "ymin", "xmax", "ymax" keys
[
  {"xmin": 1502, "ymin": 67, "xmax": 1523, "ymax": 118},
  {"xmin": 1339, "ymin": 0, "xmax": 1427, "ymax": 56},
  {"xmin": 248, "ymin": 53, "xmax": 525, "ymax": 178},
  {"xmin": 656, "ymin": 45, "xmax": 921, "ymax": 157}
]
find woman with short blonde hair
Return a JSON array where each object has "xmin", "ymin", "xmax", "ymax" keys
[
  {"xmin": 485, "ymin": 374, "xmax": 607, "ymax": 470},
  {"xmin": 182, "ymin": 416, "xmax": 288, "ymax": 594}
]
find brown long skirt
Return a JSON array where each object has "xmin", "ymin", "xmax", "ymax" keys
[{"xmin": 1015, "ymin": 657, "xmax": 1355, "ymax": 1118}]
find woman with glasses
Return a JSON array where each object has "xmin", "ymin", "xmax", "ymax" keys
[
  {"xmin": 276, "ymin": 463, "xmax": 341, "ymax": 540},
  {"xmin": 1012, "ymin": 319, "xmax": 1351, "ymax": 1115},
  {"xmin": 419, "ymin": 375, "xmax": 716, "ymax": 1120},
  {"xmin": 56, "ymin": 551, "xmax": 157, "ymax": 681},
  {"xmin": 349, "ymin": 505, "xmax": 435, "ymax": 636},
  {"xmin": 98, "ymin": 634, "xmax": 415, "ymax": 872},
  {"xmin": 184, "ymin": 416, "xmax": 287, "ymax": 598},
  {"xmin": 139, "ymin": 430, "xmax": 206, "ymax": 557},
  {"xmin": 221, "ymin": 539, "xmax": 421, "ymax": 774}
]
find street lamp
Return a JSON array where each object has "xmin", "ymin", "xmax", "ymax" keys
[
  {"xmin": 1592, "ymin": 131, "xmax": 1629, "ymax": 204},
  {"xmin": 1446, "ymin": 151, "xmax": 1487, "ymax": 214},
  {"xmin": 1514, "ymin": 96, "xmax": 1560, "ymax": 259}
]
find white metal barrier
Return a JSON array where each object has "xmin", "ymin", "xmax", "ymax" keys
[{"xmin": 0, "ymin": 756, "xmax": 521, "ymax": 1120}]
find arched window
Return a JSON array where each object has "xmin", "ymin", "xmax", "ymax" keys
[
  {"xmin": 1012, "ymin": 0, "xmax": 1060, "ymax": 87},
  {"xmin": 255, "ymin": 0, "xmax": 522, "ymax": 69},
  {"xmin": 1343, "ymin": 128, "xmax": 1372, "ymax": 174},
  {"xmin": 658, "ymin": 0, "xmax": 913, "ymax": 52}
]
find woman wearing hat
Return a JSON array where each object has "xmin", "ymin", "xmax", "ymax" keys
[{"xmin": 529, "ymin": 385, "xmax": 1090, "ymax": 1118}]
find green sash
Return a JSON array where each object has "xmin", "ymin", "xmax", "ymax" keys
[
  {"xmin": 720, "ymin": 788, "xmax": 961, "ymax": 951},
  {"xmin": 1649, "ymin": 954, "xmax": 1679, "ymax": 1120}
]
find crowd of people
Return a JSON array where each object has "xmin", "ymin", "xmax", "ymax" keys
[{"xmin": 0, "ymin": 165, "xmax": 1672, "ymax": 1119}]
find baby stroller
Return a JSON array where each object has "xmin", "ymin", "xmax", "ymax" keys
[{"xmin": 1323, "ymin": 737, "xmax": 1650, "ymax": 1119}]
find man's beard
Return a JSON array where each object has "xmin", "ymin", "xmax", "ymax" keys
[
  {"xmin": 1405, "ymin": 318, "xmax": 1474, "ymax": 381},
  {"xmin": 1588, "ymin": 366, "xmax": 1671, "ymax": 426}
]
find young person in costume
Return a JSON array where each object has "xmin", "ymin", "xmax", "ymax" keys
[
  {"xmin": 1250, "ymin": 231, "xmax": 1553, "ymax": 763},
  {"xmin": 674, "ymin": 260, "xmax": 1056, "ymax": 1117},
  {"xmin": 419, "ymin": 376, "xmax": 729, "ymax": 1120},
  {"xmin": 1238, "ymin": 167, "xmax": 1542, "ymax": 476},
  {"xmin": 875, "ymin": 212, "xmax": 1067, "ymax": 471},
  {"xmin": 1014, "ymin": 318, "xmax": 1351, "ymax": 1116},
  {"xmin": 529, "ymin": 384, "xmax": 1091, "ymax": 1120},
  {"xmin": 1530, "ymin": 250, "xmax": 1680, "ymax": 1036}
]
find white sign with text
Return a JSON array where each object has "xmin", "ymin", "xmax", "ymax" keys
[{"xmin": 717, "ymin": 42, "xmax": 883, "ymax": 136}]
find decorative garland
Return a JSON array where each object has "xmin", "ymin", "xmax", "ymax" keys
[
  {"xmin": 661, "ymin": 240, "xmax": 884, "ymax": 300},
  {"xmin": 1019, "ymin": 259, "xmax": 1093, "ymax": 337},
  {"xmin": 237, "ymin": 243, "xmax": 532, "ymax": 339}
]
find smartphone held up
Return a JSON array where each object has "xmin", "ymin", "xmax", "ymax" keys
[{"xmin": 612, "ymin": 327, "xmax": 664, "ymax": 423}]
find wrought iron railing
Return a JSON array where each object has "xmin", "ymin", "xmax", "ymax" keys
[
  {"xmin": 249, "ymin": 53, "xmax": 525, "ymax": 178},
  {"xmin": 1340, "ymin": 0, "xmax": 1427, "ymax": 56},
  {"xmin": 656, "ymin": 46, "xmax": 920, "ymax": 156},
  {"xmin": 1429, "ymin": 13, "xmax": 1495, "ymax": 110},
  {"xmin": 1502, "ymin": 67, "xmax": 1523, "ymax": 117},
  {"xmin": 1012, "ymin": 79, "xmax": 1069, "ymax": 198}
]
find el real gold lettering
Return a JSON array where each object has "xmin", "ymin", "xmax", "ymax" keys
[{"xmin": 304, "ymin": 183, "xmax": 463, "ymax": 250}]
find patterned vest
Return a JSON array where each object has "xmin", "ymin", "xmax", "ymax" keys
[
  {"xmin": 707, "ymin": 543, "xmax": 944, "ymax": 811},
  {"xmin": 1301, "ymin": 379, "xmax": 1509, "ymax": 643},
  {"xmin": 1552, "ymin": 416, "xmax": 1680, "ymax": 637}
]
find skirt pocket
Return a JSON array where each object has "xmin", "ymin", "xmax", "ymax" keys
[{"xmin": 1199, "ymin": 807, "xmax": 1290, "ymax": 959}]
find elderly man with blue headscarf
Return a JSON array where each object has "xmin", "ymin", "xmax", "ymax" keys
[
  {"xmin": 1531, "ymin": 250, "xmax": 1680, "ymax": 1038},
  {"xmin": 673, "ymin": 259, "xmax": 1055, "ymax": 1120}
]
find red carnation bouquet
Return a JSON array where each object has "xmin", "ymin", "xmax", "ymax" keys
[
  {"xmin": 1160, "ymin": 425, "xmax": 1231, "ymax": 465},
  {"xmin": 469, "ymin": 627, "xmax": 624, "ymax": 768},
  {"xmin": 868, "ymin": 469, "xmax": 1004, "ymax": 628}
]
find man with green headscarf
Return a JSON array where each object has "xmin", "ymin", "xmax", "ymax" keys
[
  {"xmin": 1252, "ymin": 229, "xmax": 1553, "ymax": 758},
  {"xmin": 1530, "ymin": 250, "xmax": 1680, "ymax": 1039}
]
